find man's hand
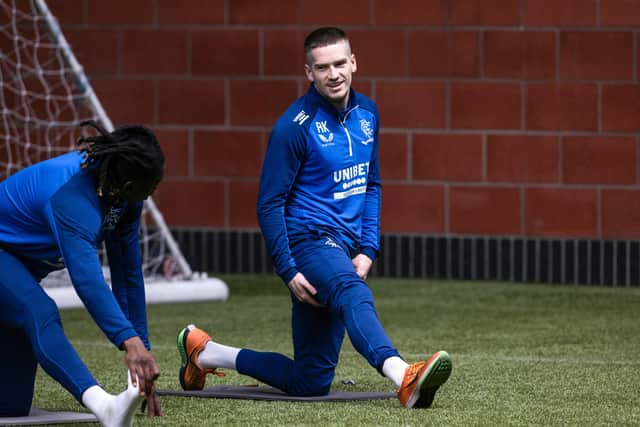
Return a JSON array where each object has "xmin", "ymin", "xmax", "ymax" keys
[
  {"xmin": 288, "ymin": 272, "xmax": 324, "ymax": 307},
  {"xmin": 352, "ymin": 254, "xmax": 373, "ymax": 280},
  {"xmin": 122, "ymin": 336, "xmax": 164, "ymax": 416}
]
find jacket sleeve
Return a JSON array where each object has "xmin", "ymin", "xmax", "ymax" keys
[
  {"xmin": 360, "ymin": 109, "xmax": 381, "ymax": 261},
  {"xmin": 105, "ymin": 201, "xmax": 150, "ymax": 350},
  {"xmin": 256, "ymin": 119, "xmax": 307, "ymax": 284},
  {"xmin": 46, "ymin": 191, "xmax": 138, "ymax": 349}
]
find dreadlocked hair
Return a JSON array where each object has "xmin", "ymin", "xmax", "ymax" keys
[{"xmin": 78, "ymin": 120, "xmax": 164, "ymax": 198}]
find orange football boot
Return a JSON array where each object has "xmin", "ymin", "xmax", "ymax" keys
[
  {"xmin": 177, "ymin": 324, "xmax": 224, "ymax": 390},
  {"xmin": 398, "ymin": 350, "xmax": 452, "ymax": 408}
]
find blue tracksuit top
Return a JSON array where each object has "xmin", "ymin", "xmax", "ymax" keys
[
  {"xmin": 257, "ymin": 84, "xmax": 381, "ymax": 284},
  {"xmin": 0, "ymin": 151, "xmax": 150, "ymax": 349}
]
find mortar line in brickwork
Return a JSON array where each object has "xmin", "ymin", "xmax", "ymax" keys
[
  {"xmin": 493, "ymin": 77, "xmax": 636, "ymax": 84},
  {"xmin": 478, "ymin": 30, "xmax": 485, "ymax": 79},
  {"xmin": 369, "ymin": 0, "xmax": 375, "ymax": 25},
  {"xmin": 81, "ymin": 0, "xmax": 88, "ymax": 24},
  {"xmin": 186, "ymin": 31, "xmax": 192, "ymax": 75},
  {"xmin": 406, "ymin": 132, "xmax": 413, "ymax": 181},
  {"xmin": 445, "ymin": 82, "xmax": 451, "ymax": 130},
  {"xmin": 400, "ymin": 181, "xmax": 635, "ymax": 191},
  {"xmin": 633, "ymin": 32, "xmax": 638, "ymax": 83},
  {"xmin": 518, "ymin": 0, "xmax": 524, "ymax": 30},
  {"xmin": 151, "ymin": 0, "xmax": 158, "ymax": 26},
  {"xmin": 152, "ymin": 78, "xmax": 158, "ymax": 123},
  {"xmin": 157, "ymin": 125, "xmax": 270, "ymax": 132},
  {"xmin": 520, "ymin": 82, "xmax": 526, "ymax": 131},
  {"xmin": 115, "ymin": 28, "xmax": 124, "ymax": 74},
  {"xmin": 386, "ymin": 129, "xmax": 640, "ymax": 138},
  {"xmin": 636, "ymin": 136, "xmax": 640, "ymax": 185},
  {"xmin": 554, "ymin": 29, "xmax": 560, "ymax": 81},
  {"xmin": 557, "ymin": 135, "xmax": 563, "ymax": 184},
  {"xmin": 597, "ymin": 82, "xmax": 602, "ymax": 133},
  {"xmin": 188, "ymin": 129, "xmax": 194, "ymax": 177},
  {"xmin": 224, "ymin": 79, "xmax": 230, "ymax": 125},
  {"xmin": 481, "ymin": 133, "xmax": 487, "ymax": 181},
  {"xmin": 258, "ymin": 29, "xmax": 264, "ymax": 77},
  {"xmin": 403, "ymin": 30, "xmax": 410, "ymax": 81}
]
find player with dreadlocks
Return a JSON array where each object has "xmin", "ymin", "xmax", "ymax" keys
[{"xmin": 0, "ymin": 121, "xmax": 165, "ymax": 425}]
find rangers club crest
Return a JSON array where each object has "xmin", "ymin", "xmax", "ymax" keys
[{"xmin": 360, "ymin": 119, "xmax": 374, "ymax": 145}]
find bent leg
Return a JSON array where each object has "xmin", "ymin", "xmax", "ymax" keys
[
  {"xmin": 236, "ymin": 296, "xmax": 344, "ymax": 396},
  {"xmin": 293, "ymin": 237, "xmax": 402, "ymax": 372},
  {"xmin": 0, "ymin": 250, "xmax": 98, "ymax": 403},
  {"xmin": 238, "ymin": 235, "xmax": 402, "ymax": 394},
  {"xmin": 0, "ymin": 326, "xmax": 36, "ymax": 416}
]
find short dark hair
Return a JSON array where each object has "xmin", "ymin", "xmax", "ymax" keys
[
  {"xmin": 304, "ymin": 27, "xmax": 350, "ymax": 64},
  {"xmin": 77, "ymin": 120, "xmax": 164, "ymax": 198}
]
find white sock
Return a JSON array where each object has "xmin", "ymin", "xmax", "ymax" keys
[
  {"xmin": 81, "ymin": 371, "xmax": 142, "ymax": 427},
  {"xmin": 198, "ymin": 341, "xmax": 240, "ymax": 370},
  {"xmin": 382, "ymin": 356, "xmax": 409, "ymax": 388}
]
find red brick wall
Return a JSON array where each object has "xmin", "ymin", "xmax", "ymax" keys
[{"xmin": 52, "ymin": 0, "xmax": 640, "ymax": 239}]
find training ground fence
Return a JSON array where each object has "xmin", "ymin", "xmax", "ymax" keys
[{"xmin": 172, "ymin": 228, "xmax": 640, "ymax": 287}]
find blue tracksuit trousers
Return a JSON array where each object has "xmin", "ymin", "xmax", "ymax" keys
[
  {"xmin": 0, "ymin": 249, "xmax": 97, "ymax": 416},
  {"xmin": 236, "ymin": 235, "xmax": 400, "ymax": 396}
]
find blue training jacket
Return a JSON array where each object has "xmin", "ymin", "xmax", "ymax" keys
[
  {"xmin": 0, "ymin": 151, "xmax": 150, "ymax": 349},
  {"xmin": 257, "ymin": 84, "xmax": 381, "ymax": 284}
]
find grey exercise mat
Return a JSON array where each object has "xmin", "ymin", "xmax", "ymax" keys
[
  {"xmin": 0, "ymin": 407, "xmax": 97, "ymax": 425},
  {"xmin": 158, "ymin": 385, "xmax": 395, "ymax": 401}
]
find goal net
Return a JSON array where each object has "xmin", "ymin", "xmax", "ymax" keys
[{"xmin": 0, "ymin": 0, "xmax": 227, "ymax": 306}]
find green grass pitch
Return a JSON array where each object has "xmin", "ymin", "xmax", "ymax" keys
[{"xmin": 33, "ymin": 275, "xmax": 640, "ymax": 426}]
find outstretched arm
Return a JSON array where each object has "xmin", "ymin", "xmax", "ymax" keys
[
  {"xmin": 106, "ymin": 201, "xmax": 149, "ymax": 349},
  {"xmin": 106, "ymin": 201, "xmax": 162, "ymax": 415},
  {"xmin": 47, "ymin": 191, "xmax": 161, "ymax": 414},
  {"xmin": 47, "ymin": 197, "xmax": 139, "ymax": 348}
]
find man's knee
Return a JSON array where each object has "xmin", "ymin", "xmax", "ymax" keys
[
  {"xmin": 29, "ymin": 292, "xmax": 61, "ymax": 328},
  {"xmin": 334, "ymin": 280, "xmax": 375, "ymax": 313},
  {"xmin": 22, "ymin": 292, "xmax": 62, "ymax": 355}
]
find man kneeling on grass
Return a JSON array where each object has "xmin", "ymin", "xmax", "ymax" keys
[{"xmin": 177, "ymin": 26, "xmax": 452, "ymax": 409}]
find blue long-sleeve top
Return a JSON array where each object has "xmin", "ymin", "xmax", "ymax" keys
[
  {"xmin": 257, "ymin": 84, "xmax": 381, "ymax": 284},
  {"xmin": 0, "ymin": 151, "xmax": 150, "ymax": 349}
]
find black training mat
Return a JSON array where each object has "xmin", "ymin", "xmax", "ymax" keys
[
  {"xmin": 0, "ymin": 407, "xmax": 97, "ymax": 425},
  {"xmin": 158, "ymin": 385, "xmax": 395, "ymax": 402}
]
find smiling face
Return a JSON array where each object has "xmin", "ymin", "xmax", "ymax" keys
[{"xmin": 304, "ymin": 40, "xmax": 357, "ymax": 110}]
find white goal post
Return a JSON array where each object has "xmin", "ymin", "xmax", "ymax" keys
[{"xmin": 0, "ymin": 0, "xmax": 228, "ymax": 308}]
